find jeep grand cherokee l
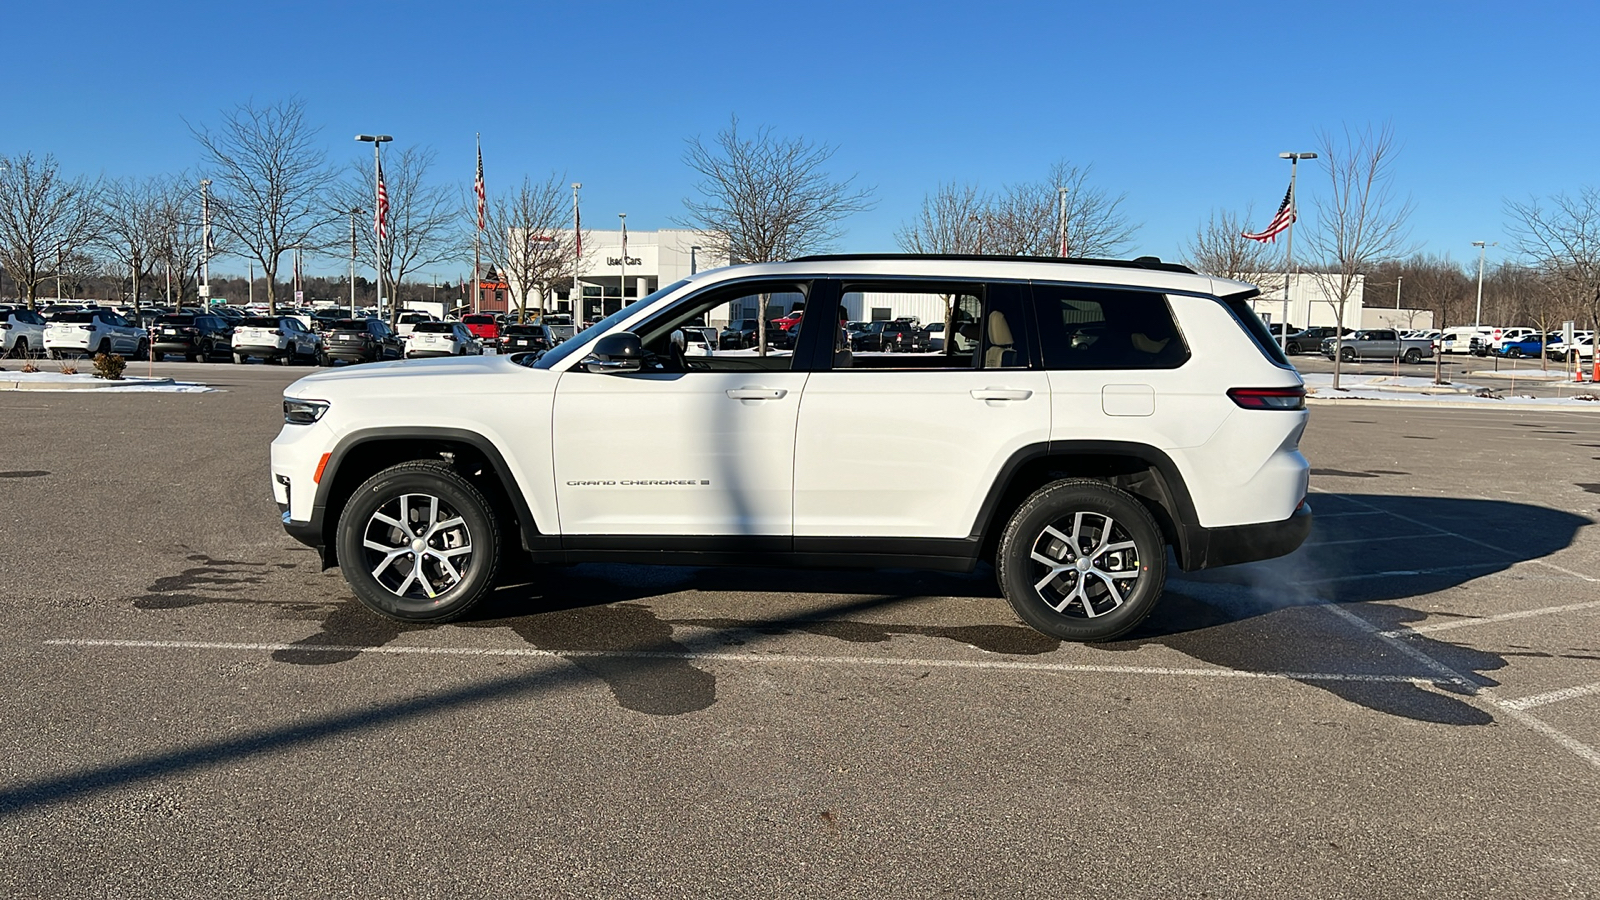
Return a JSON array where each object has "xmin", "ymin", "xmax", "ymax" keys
[{"xmin": 272, "ymin": 254, "xmax": 1311, "ymax": 641}]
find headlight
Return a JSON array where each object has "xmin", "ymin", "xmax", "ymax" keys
[{"xmin": 283, "ymin": 398, "xmax": 330, "ymax": 425}]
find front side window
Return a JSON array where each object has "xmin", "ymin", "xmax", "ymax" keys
[
  {"xmin": 629, "ymin": 281, "xmax": 810, "ymax": 372},
  {"xmin": 1033, "ymin": 284, "xmax": 1190, "ymax": 370}
]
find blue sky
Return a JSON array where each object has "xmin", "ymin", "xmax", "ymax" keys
[{"xmin": 6, "ymin": 0, "xmax": 1594, "ymax": 277}]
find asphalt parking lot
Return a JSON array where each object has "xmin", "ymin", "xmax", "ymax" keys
[{"xmin": 2, "ymin": 363, "xmax": 1598, "ymax": 898}]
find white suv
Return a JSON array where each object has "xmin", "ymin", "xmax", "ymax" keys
[
  {"xmin": 232, "ymin": 315, "xmax": 324, "ymax": 365},
  {"xmin": 404, "ymin": 322, "xmax": 482, "ymax": 358},
  {"xmin": 271, "ymin": 255, "xmax": 1312, "ymax": 641},
  {"xmin": 44, "ymin": 309, "xmax": 148, "ymax": 359},
  {"xmin": 2, "ymin": 307, "xmax": 47, "ymax": 358}
]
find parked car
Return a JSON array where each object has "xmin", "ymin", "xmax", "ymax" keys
[
  {"xmin": 1320, "ymin": 329, "xmax": 1434, "ymax": 363},
  {"xmin": 323, "ymin": 318, "xmax": 403, "ymax": 364},
  {"xmin": 499, "ymin": 324, "xmax": 553, "ymax": 354},
  {"xmin": 1549, "ymin": 335, "xmax": 1595, "ymax": 364},
  {"xmin": 395, "ymin": 311, "xmax": 439, "ymax": 336},
  {"xmin": 232, "ymin": 315, "xmax": 324, "ymax": 365},
  {"xmin": 152, "ymin": 313, "xmax": 234, "ymax": 361},
  {"xmin": 1, "ymin": 307, "xmax": 48, "ymax": 358},
  {"xmin": 1435, "ymin": 325, "xmax": 1494, "ymax": 354},
  {"xmin": 44, "ymin": 310, "xmax": 148, "ymax": 359},
  {"xmin": 1284, "ymin": 327, "xmax": 1347, "ymax": 354},
  {"xmin": 1493, "ymin": 334, "xmax": 1556, "ymax": 359},
  {"xmin": 923, "ymin": 321, "xmax": 946, "ymax": 351},
  {"xmin": 851, "ymin": 319, "xmax": 927, "ymax": 352},
  {"xmin": 461, "ymin": 313, "xmax": 501, "ymax": 346},
  {"xmin": 718, "ymin": 318, "xmax": 760, "ymax": 349},
  {"xmin": 270, "ymin": 252, "xmax": 1311, "ymax": 642},
  {"xmin": 405, "ymin": 321, "xmax": 482, "ymax": 358}
]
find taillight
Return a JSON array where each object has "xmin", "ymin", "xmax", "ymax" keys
[
  {"xmin": 79, "ymin": 325, "xmax": 95, "ymax": 331},
  {"xmin": 183, "ymin": 327, "xmax": 199, "ymax": 334},
  {"xmin": 269, "ymin": 329, "xmax": 281, "ymax": 336},
  {"xmin": 1227, "ymin": 386, "xmax": 1306, "ymax": 410}
]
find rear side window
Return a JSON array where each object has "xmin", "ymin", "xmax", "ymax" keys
[
  {"xmin": 1032, "ymin": 284, "xmax": 1190, "ymax": 370},
  {"xmin": 1217, "ymin": 292, "xmax": 1289, "ymax": 367}
]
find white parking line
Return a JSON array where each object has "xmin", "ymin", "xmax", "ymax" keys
[
  {"xmin": 1499, "ymin": 681, "xmax": 1600, "ymax": 711},
  {"xmin": 1379, "ymin": 599, "xmax": 1600, "ymax": 637},
  {"xmin": 1320, "ymin": 603, "xmax": 1600, "ymax": 770},
  {"xmin": 1300, "ymin": 533, "xmax": 1452, "ymax": 548},
  {"xmin": 43, "ymin": 637, "xmax": 1456, "ymax": 686}
]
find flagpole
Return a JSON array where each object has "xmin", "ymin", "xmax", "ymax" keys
[
  {"xmin": 474, "ymin": 133, "xmax": 482, "ymax": 318},
  {"xmin": 1277, "ymin": 151, "xmax": 1317, "ymax": 353}
]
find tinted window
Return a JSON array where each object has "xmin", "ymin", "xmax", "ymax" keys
[
  {"xmin": 52, "ymin": 312, "xmax": 102, "ymax": 324},
  {"xmin": 462, "ymin": 315, "xmax": 495, "ymax": 325},
  {"xmin": 1033, "ymin": 285, "xmax": 1191, "ymax": 370},
  {"xmin": 243, "ymin": 317, "xmax": 280, "ymax": 327},
  {"xmin": 413, "ymin": 322, "xmax": 455, "ymax": 334},
  {"xmin": 158, "ymin": 314, "xmax": 197, "ymax": 325}
]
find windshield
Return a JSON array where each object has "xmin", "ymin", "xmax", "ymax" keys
[
  {"xmin": 534, "ymin": 279, "xmax": 692, "ymax": 370},
  {"xmin": 412, "ymin": 322, "xmax": 456, "ymax": 334}
]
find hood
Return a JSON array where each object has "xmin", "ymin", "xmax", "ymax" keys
[{"xmin": 283, "ymin": 353, "xmax": 537, "ymax": 399}]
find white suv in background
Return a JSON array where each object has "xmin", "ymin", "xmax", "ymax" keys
[
  {"xmin": 43, "ymin": 309, "xmax": 148, "ymax": 359},
  {"xmin": 404, "ymin": 322, "xmax": 482, "ymax": 358},
  {"xmin": 2, "ymin": 307, "xmax": 47, "ymax": 358},
  {"xmin": 272, "ymin": 255, "xmax": 1312, "ymax": 642},
  {"xmin": 232, "ymin": 315, "xmax": 324, "ymax": 365}
]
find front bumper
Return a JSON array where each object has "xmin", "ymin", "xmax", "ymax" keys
[{"xmin": 1180, "ymin": 503, "xmax": 1313, "ymax": 571}]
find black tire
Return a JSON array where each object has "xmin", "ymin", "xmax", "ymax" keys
[
  {"xmin": 1403, "ymin": 348, "xmax": 1422, "ymax": 364},
  {"xmin": 1507, "ymin": 347, "xmax": 1522, "ymax": 359},
  {"xmin": 996, "ymin": 479, "xmax": 1167, "ymax": 641},
  {"xmin": 134, "ymin": 340, "xmax": 149, "ymax": 362},
  {"xmin": 1340, "ymin": 347, "xmax": 1356, "ymax": 362},
  {"xmin": 317, "ymin": 350, "xmax": 332, "ymax": 367},
  {"xmin": 8, "ymin": 337, "xmax": 26, "ymax": 359},
  {"xmin": 335, "ymin": 460, "xmax": 502, "ymax": 623},
  {"xmin": 280, "ymin": 344, "xmax": 296, "ymax": 366},
  {"xmin": 96, "ymin": 340, "xmax": 111, "ymax": 358}
]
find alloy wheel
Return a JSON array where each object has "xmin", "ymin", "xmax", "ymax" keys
[
  {"xmin": 1028, "ymin": 511, "xmax": 1142, "ymax": 619},
  {"xmin": 360, "ymin": 492, "xmax": 475, "ymax": 600}
]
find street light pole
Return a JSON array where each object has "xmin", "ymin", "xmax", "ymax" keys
[
  {"xmin": 348, "ymin": 206, "xmax": 361, "ymax": 310},
  {"xmin": 1057, "ymin": 186, "xmax": 1068, "ymax": 257},
  {"xmin": 571, "ymin": 182, "xmax": 582, "ymax": 318},
  {"xmin": 1277, "ymin": 152, "xmax": 1318, "ymax": 352},
  {"xmin": 690, "ymin": 245, "xmax": 701, "ymax": 275},
  {"xmin": 200, "ymin": 179, "xmax": 212, "ymax": 307},
  {"xmin": 355, "ymin": 134, "xmax": 393, "ymax": 324},
  {"xmin": 1395, "ymin": 275, "xmax": 1403, "ymax": 310},
  {"xmin": 618, "ymin": 213, "xmax": 628, "ymax": 306},
  {"xmin": 1472, "ymin": 240, "xmax": 1496, "ymax": 329}
]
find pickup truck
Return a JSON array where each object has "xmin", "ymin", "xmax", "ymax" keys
[{"xmin": 1320, "ymin": 329, "xmax": 1435, "ymax": 363}]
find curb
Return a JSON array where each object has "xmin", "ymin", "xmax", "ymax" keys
[
  {"xmin": 1307, "ymin": 395, "xmax": 1600, "ymax": 411},
  {"xmin": 0, "ymin": 376, "xmax": 177, "ymax": 391}
]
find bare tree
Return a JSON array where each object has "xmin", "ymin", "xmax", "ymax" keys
[
  {"xmin": 481, "ymin": 174, "xmax": 575, "ymax": 324},
  {"xmin": 0, "ymin": 152, "xmax": 101, "ymax": 310},
  {"xmin": 1303, "ymin": 123, "xmax": 1415, "ymax": 389},
  {"xmin": 1505, "ymin": 187, "xmax": 1600, "ymax": 331},
  {"xmin": 895, "ymin": 182, "xmax": 988, "ymax": 254},
  {"xmin": 983, "ymin": 161, "xmax": 1137, "ymax": 258},
  {"xmin": 335, "ymin": 145, "xmax": 457, "ymax": 318},
  {"xmin": 98, "ymin": 176, "xmax": 164, "ymax": 310},
  {"xmin": 677, "ymin": 116, "xmax": 875, "ymax": 352},
  {"xmin": 191, "ymin": 98, "xmax": 338, "ymax": 314},
  {"xmin": 1185, "ymin": 205, "xmax": 1284, "ymax": 287}
]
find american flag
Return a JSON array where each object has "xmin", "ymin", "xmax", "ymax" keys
[
  {"xmin": 1243, "ymin": 183, "xmax": 1295, "ymax": 243},
  {"xmin": 375, "ymin": 160, "xmax": 390, "ymax": 241},
  {"xmin": 474, "ymin": 139, "xmax": 486, "ymax": 231}
]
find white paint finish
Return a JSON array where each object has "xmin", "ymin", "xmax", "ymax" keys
[
  {"xmin": 553, "ymin": 370, "xmax": 809, "ymax": 535},
  {"xmin": 792, "ymin": 369, "xmax": 1050, "ymax": 538},
  {"xmin": 1101, "ymin": 384, "xmax": 1155, "ymax": 416}
]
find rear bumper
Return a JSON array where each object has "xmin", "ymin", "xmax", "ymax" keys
[{"xmin": 1180, "ymin": 503, "xmax": 1312, "ymax": 571}]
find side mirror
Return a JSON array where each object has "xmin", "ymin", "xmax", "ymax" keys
[{"xmin": 583, "ymin": 331, "xmax": 643, "ymax": 374}]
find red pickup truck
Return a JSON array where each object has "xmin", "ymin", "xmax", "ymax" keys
[{"xmin": 460, "ymin": 313, "xmax": 501, "ymax": 346}]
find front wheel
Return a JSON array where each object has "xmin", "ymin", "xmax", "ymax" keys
[
  {"xmin": 996, "ymin": 479, "xmax": 1167, "ymax": 641},
  {"xmin": 335, "ymin": 460, "xmax": 503, "ymax": 622}
]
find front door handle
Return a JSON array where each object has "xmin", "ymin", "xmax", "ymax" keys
[
  {"xmin": 970, "ymin": 389, "xmax": 1032, "ymax": 401},
  {"xmin": 726, "ymin": 388, "xmax": 788, "ymax": 400}
]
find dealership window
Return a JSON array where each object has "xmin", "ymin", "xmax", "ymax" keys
[
  {"xmin": 824, "ymin": 283, "xmax": 1029, "ymax": 370},
  {"xmin": 1031, "ymin": 284, "xmax": 1188, "ymax": 370}
]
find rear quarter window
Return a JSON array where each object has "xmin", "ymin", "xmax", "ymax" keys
[
  {"xmin": 1218, "ymin": 292, "xmax": 1291, "ymax": 367},
  {"xmin": 1032, "ymin": 284, "xmax": 1191, "ymax": 370}
]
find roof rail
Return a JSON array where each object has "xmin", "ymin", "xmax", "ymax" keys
[{"xmin": 788, "ymin": 253, "xmax": 1196, "ymax": 274}]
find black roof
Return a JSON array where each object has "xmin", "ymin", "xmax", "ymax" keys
[{"xmin": 789, "ymin": 253, "xmax": 1195, "ymax": 274}]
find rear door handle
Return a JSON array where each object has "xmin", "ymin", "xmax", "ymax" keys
[
  {"xmin": 726, "ymin": 388, "xmax": 787, "ymax": 400},
  {"xmin": 970, "ymin": 389, "xmax": 1032, "ymax": 401}
]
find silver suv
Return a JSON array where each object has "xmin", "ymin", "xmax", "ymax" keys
[{"xmin": 272, "ymin": 255, "xmax": 1312, "ymax": 641}]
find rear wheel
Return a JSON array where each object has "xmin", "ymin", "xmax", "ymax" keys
[
  {"xmin": 8, "ymin": 337, "xmax": 27, "ymax": 359},
  {"xmin": 996, "ymin": 479, "xmax": 1167, "ymax": 641},
  {"xmin": 1403, "ymin": 348, "xmax": 1422, "ymax": 364},
  {"xmin": 280, "ymin": 344, "xmax": 296, "ymax": 365},
  {"xmin": 1340, "ymin": 347, "xmax": 1356, "ymax": 362},
  {"xmin": 134, "ymin": 339, "xmax": 149, "ymax": 361},
  {"xmin": 336, "ymin": 460, "xmax": 502, "ymax": 623},
  {"xmin": 1508, "ymin": 347, "xmax": 1523, "ymax": 359}
]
